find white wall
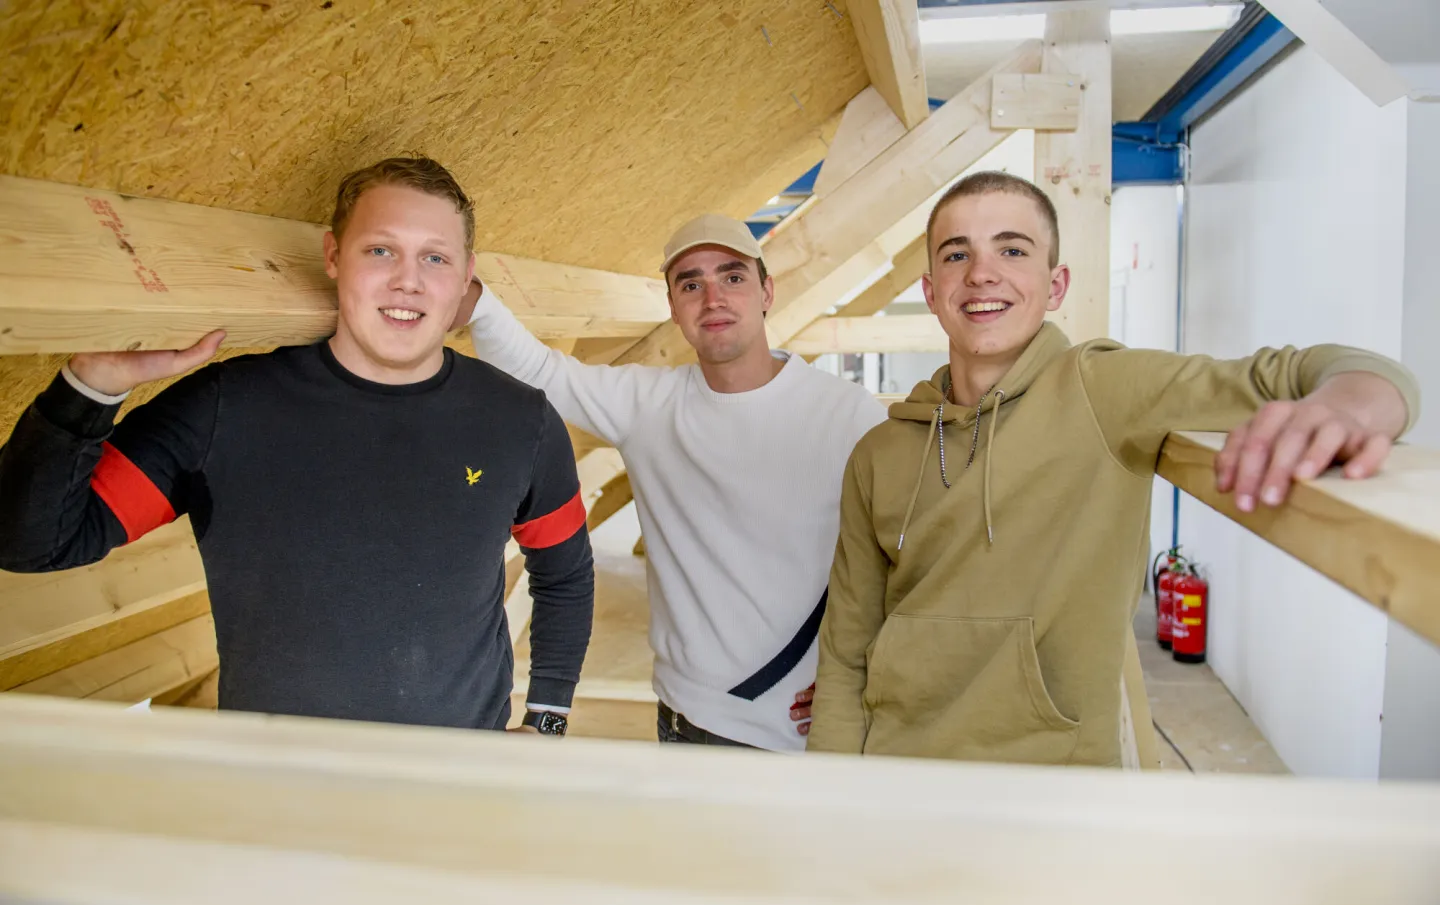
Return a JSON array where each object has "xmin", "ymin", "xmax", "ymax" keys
[
  {"xmin": 1110, "ymin": 186, "xmax": 1182, "ymax": 562},
  {"xmin": 1380, "ymin": 98, "xmax": 1440, "ymax": 782},
  {"xmin": 1181, "ymin": 46, "xmax": 1409, "ymax": 779}
]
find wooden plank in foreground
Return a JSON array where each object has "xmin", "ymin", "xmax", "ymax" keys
[
  {"xmin": 1158, "ymin": 431, "xmax": 1440, "ymax": 649},
  {"xmin": 0, "ymin": 693, "xmax": 1437, "ymax": 904}
]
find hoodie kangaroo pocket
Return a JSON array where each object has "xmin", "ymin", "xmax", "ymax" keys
[{"xmin": 862, "ymin": 614, "xmax": 1081, "ymax": 764}]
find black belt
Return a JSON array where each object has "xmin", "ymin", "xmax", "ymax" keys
[
  {"xmin": 726, "ymin": 588, "xmax": 828, "ymax": 701},
  {"xmin": 657, "ymin": 702, "xmax": 753, "ymax": 747}
]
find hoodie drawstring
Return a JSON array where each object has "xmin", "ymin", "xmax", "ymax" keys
[
  {"xmin": 896, "ymin": 409, "xmax": 939, "ymax": 552},
  {"xmin": 982, "ymin": 389, "xmax": 1005, "ymax": 544},
  {"xmin": 896, "ymin": 380, "xmax": 1007, "ymax": 552}
]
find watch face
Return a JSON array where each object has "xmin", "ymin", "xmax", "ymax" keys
[{"xmin": 538, "ymin": 712, "xmax": 567, "ymax": 735}]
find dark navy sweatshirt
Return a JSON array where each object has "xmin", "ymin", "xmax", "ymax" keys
[{"xmin": 0, "ymin": 342, "xmax": 594, "ymax": 729}]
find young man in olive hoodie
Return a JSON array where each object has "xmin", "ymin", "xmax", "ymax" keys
[{"xmin": 806, "ymin": 172, "xmax": 1419, "ymax": 767}]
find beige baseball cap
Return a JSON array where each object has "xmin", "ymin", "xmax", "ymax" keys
[{"xmin": 659, "ymin": 213, "xmax": 765, "ymax": 276}]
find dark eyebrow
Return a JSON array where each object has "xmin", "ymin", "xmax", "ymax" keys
[
  {"xmin": 993, "ymin": 230, "xmax": 1036, "ymax": 246},
  {"xmin": 672, "ymin": 259, "xmax": 751, "ymax": 286},
  {"xmin": 936, "ymin": 235, "xmax": 970, "ymax": 254}
]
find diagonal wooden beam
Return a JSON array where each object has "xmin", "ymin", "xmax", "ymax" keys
[
  {"xmin": 585, "ymin": 472, "xmax": 634, "ymax": 534},
  {"xmin": 828, "ymin": 232, "xmax": 929, "ymax": 321},
  {"xmin": 0, "ymin": 517, "xmax": 208, "ymax": 689},
  {"xmin": 810, "ymin": 87, "xmax": 908, "ymax": 201},
  {"xmin": 10, "ymin": 615, "xmax": 218, "ymax": 705},
  {"xmin": 847, "ymin": 0, "xmax": 929, "ymax": 130},
  {"xmin": 0, "ymin": 175, "xmax": 670, "ymax": 355},
  {"xmin": 614, "ymin": 40, "xmax": 1043, "ymax": 370}
]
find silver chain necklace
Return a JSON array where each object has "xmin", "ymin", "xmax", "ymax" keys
[{"xmin": 936, "ymin": 374, "xmax": 990, "ymax": 489}]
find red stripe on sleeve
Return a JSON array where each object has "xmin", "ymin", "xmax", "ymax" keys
[
  {"xmin": 512, "ymin": 491, "xmax": 586, "ymax": 549},
  {"xmin": 89, "ymin": 442, "xmax": 177, "ymax": 543}
]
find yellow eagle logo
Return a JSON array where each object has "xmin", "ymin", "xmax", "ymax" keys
[{"xmin": 466, "ymin": 467, "xmax": 483, "ymax": 486}]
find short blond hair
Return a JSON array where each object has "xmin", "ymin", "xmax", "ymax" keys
[
  {"xmin": 331, "ymin": 157, "xmax": 474, "ymax": 249},
  {"xmin": 926, "ymin": 171, "xmax": 1060, "ymax": 268}
]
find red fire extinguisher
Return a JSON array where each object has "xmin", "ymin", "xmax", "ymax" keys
[
  {"xmin": 1170, "ymin": 561, "xmax": 1209, "ymax": 664},
  {"xmin": 1152, "ymin": 547, "xmax": 1182, "ymax": 651}
]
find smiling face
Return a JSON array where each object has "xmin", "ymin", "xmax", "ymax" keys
[
  {"xmin": 665, "ymin": 245, "xmax": 774, "ymax": 365},
  {"xmin": 923, "ymin": 190, "xmax": 1069, "ymax": 363},
  {"xmin": 323, "ymin": 183, "xmax": 475, "ymax": 383}
]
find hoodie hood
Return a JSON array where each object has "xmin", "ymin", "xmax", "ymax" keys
[
  {"xmin": 891, "ymin": 322, "xmax": 1072, "ymax": 550},
  {"xmin": 889, "ymin": 321, "xmax": 1073, "ymax": 424}
]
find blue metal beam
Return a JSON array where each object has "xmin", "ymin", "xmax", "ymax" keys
[
  {"xmin": 1150, "ymin": 12, "xmax": 1295, "ymax": 143},
  {"xmin": 750, "ymin": 9, "xmax": 1294, "ymax": 237}
]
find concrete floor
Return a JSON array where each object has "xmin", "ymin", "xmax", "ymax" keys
[
  {"xmin": 1135, "ymin": 596, "xmax": 1289, "ymax": 774},
  {"xmin": 524, "ymin": 505, "xmax": 1291, "ymax": 773}
]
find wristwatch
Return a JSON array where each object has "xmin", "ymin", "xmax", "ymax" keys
[{"xmin": 521, "ymin": 709, "xmax": 568, "ymax": 736}]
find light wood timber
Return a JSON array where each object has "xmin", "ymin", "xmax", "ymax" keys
[
  {"xmin": 1, "ymin": 692, "xmax": 1438, "ymax": 904},
  {"xmin": 1033, "ymin": 6, "xmax": 1113, "ymax": 345},
  {"xmin": 1158, "ymin": 431, "xmax": 1440, "ymax": 652},
  {"xmin": 810, "ymin": 87, "xmax": 908, "ymax": 200},
  {"xmin": 612, "ymin": 41, "xmax": 1044, "ymax": 370},
  {"xmin": 586, "ymin": 472, "xmax": 634, "ymax": 534},
  {"xmin": 0, "ymin": 584, "xmax": 209, "ymax": 691},
  {"xmin": 846, "ymin": 1, "xmax": 929, "ymax": 130},
  {"xmin": 991, "ymin": 72, "xmax": 1083, "ymax": 130},
  {"xmin": 10, "ymin": 615, "xmax": 218, "ymax": 704},
  {"xmin": 0, "ymin": 175, "xmax": 670, "ymax": 355}
]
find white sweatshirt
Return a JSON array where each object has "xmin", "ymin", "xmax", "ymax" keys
[{"xmin": 468, "ymin": 289, "xmax": 886, "ymax": 750}]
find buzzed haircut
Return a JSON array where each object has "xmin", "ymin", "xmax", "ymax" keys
[{"xmin": 926, "ymin": 171, "xmax": 1060, "ymax": 268}]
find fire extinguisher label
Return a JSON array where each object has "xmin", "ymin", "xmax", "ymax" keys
[
  {"xmin": 1181, "ymin": 618, "xmax": 1202, "ymax": 625},
  {"xmin": 1180, "ymin": 594, "xmax": 1201, "ymax": 609}
]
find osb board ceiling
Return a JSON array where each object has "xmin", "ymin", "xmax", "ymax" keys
[
  {"xmin": 0, "ymin": 1, "xmax": 866, "ymax": 277},
  {"xmin": 0, "ymin": 1, "xmax": 867, "ymax": 434},
  {"xmin": 926, "ymin": 31, "xmax": 1226, "ymax": 121}
]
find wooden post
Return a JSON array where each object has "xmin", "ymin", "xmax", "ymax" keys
[{"xmin": 1034, "ymin": 5, "xmax": 1112, "ymax": 344}]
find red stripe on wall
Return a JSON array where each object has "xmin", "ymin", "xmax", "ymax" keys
[
  {"xmin": 89, "ymin": 442, "xmax": 176, "ymax": 543},
  {"xmin": 512, "ymin": 491, "xmax": 586, "ymax": 549}
]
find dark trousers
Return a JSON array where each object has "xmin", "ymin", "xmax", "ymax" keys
[{"xmin": 656, "ymin": 701, "xmax": 756, "ymax": 748}]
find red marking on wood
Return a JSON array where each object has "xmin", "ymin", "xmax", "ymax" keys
[
  {"xmin": 86, "ymin": 196, "xmax": 169, "ymax": 293},
  {"xmin": 1088, "ymin": 164, "xmax": 1103, "ymax": 177},
  {"xmin": 491, "ymin": 255, "xmax": 534, "ymax": 308}
]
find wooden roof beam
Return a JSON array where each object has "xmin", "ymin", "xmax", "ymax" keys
[
  {"xmin": 847, "ymin": 0, "xmax": 930, "ymax": 130},
  {"xmin": 0, "ymin": 175, "xmax": 670, "ymax": 356},
  {"xmin": 615, "ymin": 39, "xmax": 1046, "ymax": 370}
]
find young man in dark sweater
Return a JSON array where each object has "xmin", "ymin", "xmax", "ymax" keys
[{"xmin": 0, "ymin": 158, "xmax": 594, "ymax": 735}]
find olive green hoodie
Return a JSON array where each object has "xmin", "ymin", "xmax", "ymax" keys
[{"xmin": 806, "ymin": 323, "xmax": 1418, "ymax": 766}]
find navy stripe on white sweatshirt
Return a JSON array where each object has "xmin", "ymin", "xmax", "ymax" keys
[{"xmin": 469, "ymin": 287, "xmax": 885, "ymax": 750}]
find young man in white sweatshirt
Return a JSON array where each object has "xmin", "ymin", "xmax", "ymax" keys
[{"xmin": 460, "ymin": 214, "xmax": 886, "ymax": 751}]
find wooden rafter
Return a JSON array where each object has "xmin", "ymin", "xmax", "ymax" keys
[
  {"xmin": 846, "ymin": 0, "xmax": 929, "ymax": 130},
  {"xmin": 613, "ymin": 40, "xmax": 1045, "ymax": 371},
  {"xmin": 0, "ymin": 175, "xmax": 670, "ymax": 355}
]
